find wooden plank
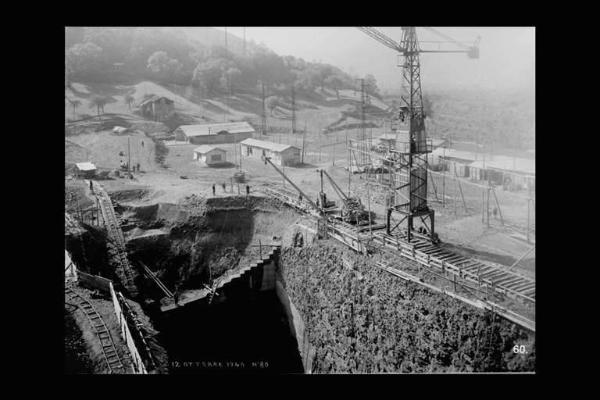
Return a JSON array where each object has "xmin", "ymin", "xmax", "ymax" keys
[
  {"xmin": 516, "ymin": 283, "xmax": 536, "ymax": 292},
  {"xmin": 462, "ymin": 264, "xmax": 483, "ymax": 272},
  {"xmin": 479, "ymin": 270, "xmax": 503, "ymax": 279},
  {"xmin": 438, "ymin": 254, "xmax": 457, "ymax": 261},
  {"xmin": 511, "ymin": 282, "xmax": 536, "ymax": 291},
  {"xmin": 495, "ymin": 276, "xmax": 522, "ymax": 286},
  {"xmin": 453, "ymin": 259, "xmax": 472, "ymax": 267},
  {"xmin": 504, "ymin": 280, "xmax": 528, "ymax": 290},
  {"xmin": 477, "ymin": 266, "xmax": 497, "ymax": 275},
  {"xmin": 445, "ymin": 256, "xmax": 464, "ymax": 263}
]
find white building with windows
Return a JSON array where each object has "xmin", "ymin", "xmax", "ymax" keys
[
  {"xmin": 193, "ymin": 145, "xmax": 227, "ymax": 166},
  {"xmin": 240, "ymin": 138, "xmax": 301, "ymax": 166}
]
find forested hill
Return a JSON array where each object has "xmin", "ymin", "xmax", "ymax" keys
[{"xmin": 65, "ymin": 27, "xmax": 381, "ymax": 100}]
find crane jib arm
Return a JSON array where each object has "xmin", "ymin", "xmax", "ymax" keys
[
  {"xmin": 263, "ymin": 157, "xmax": 320, "ymax": 211},
  {"xmin": 357, "ymin": 27, "xmax": 479, "ymax": 58}
]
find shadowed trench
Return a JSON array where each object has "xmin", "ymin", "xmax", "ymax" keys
[{"xmin": 156, "ymin": 291, "xmax": 304, "ymax": 374}]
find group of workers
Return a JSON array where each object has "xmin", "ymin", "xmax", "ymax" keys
[
  {"xmin": 212, "ymin": 183, "xmax": 250, "ymax": 197},
  {"xmin": 119, "ymin": 160, "xmax": 141, "ymax": 173}
]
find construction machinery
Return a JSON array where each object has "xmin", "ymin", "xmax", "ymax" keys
[
  {"xmin": 262, "ymin": 156, "xmax": 321, "ymax": 215},
  {"xmin": 317, "ymin": 169, "xmax": 374, "ymax": 225},
  {"xmin": 355, "ymin": 27, "xmax": 479, "ymax": 242}
]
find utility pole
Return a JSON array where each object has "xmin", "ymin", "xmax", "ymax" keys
[
  {"xmin": 261, "ymin": 82, "xmax": 267, "ymax": 136},
  {"xmin": 359, "ymin": 78, "xmax": 366, "ymax": 168},
  {"xmin": 481, "ymin": 189, "xmax": 486, "ymax": 224},
  {"xmin": 234, "ymin": 136, "xmax": 237, "ymax": 167},
  {"xmin": 334, "ymin": 129, "xmax": 339, "ymax": 166},
  {"xmin": 527, "ymin": 198, "xmax": 532, "ymax": 243},
  {"xmin": 486, "ymin": 185, "xmax": 491, "ymax": 228},
  {"xmin": 442, "ymin": 147, "xmax": 446, "ymax": 207},
  {"xmin": 291, "ymin": 85, "xmax": 296, "ymax": 134},
  {"xmin": 301, "ymin": 121, "xmax": 306, "ymax": 164},
  {"xmin": 318, "ymin": 124, "xmax": 322, "ymax": 162},
  {"xmin": 367, "ymin": 182, "xmax": 372, "ymax": 241},
  {"xmin": 128, "ymin": 137, "xmax": 131, "ymax": 177},
  {"xmin": 224, "ymin": 27, "xmax": 229, "ymax": 123}
]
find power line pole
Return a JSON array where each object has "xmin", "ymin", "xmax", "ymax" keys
[
  {"xmin": 127, "ymin": 137, "xmax": 131, "ymax": 177},
  {"xmin": 291, "ymin": 85, "xmax": 296, "ymax": 134},
  {"xmin": 261, "ymin": 82, "xmax": 267, "ymax": 136},
  {"xmin": 224, "ymin": 27, "xmax": 229, "ymax": 123},
  {"xmin": 301, "ymin": 121, "xmax": 306, "ymax": 164},
  {"xmin": 359, "ymin": 78, "xmax": 366, "ymax": 168},
  {"xmin": 234, "ymin": 135, "xmax": 237, "ymax": 167},
  {"xmin": 367, "ymin": 181, "xmax": 372, "ymax": 241}
]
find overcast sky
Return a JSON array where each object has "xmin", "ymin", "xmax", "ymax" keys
[{"xmin": 216, "ymin": 27, "xmax": 534, "ymax": 93}]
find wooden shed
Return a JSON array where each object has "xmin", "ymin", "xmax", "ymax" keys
[
  {"xmin": 75, "ymin": 162, "xmax": 97, "ymax": 179},
  {"xmin": 240, "ymin": 138, "xmax": 301, "ymax": 166},
  {"xmin": 193, "ymin": 145, "xmax": 227, "ymax": 166}
]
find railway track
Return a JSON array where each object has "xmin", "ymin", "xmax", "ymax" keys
[
  {"xmin": 375, "ymin": 261, "xmax": 535, "ymax": 331},
  {"xmin": 65, "ymin": 284, "xmax": 129, "ymax": 373},
  {"xmin": 259, "ymin": 183, "xmax": 535, "ymax": 310},
  {"xmin": 368, "ymin": 230, "xmax": 536, "ymax": 304},
  {"xmin": 91, "ymin": 181, "xmax": 138, "ymax": 297}
]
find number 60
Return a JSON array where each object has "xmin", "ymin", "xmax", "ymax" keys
[{"xmin": 513, "ymin": 345, "xmax": 527, "ymax": 354}]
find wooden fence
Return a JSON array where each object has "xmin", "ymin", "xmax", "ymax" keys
[
  {"xmin": 109, "ymin": 282, "xmax": 147, "ymax": 374},
  {"xmin": 75, "ymin": 270, "xmax": 147, "ymax": 374}
]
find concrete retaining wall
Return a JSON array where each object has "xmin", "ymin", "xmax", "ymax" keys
[
  {"xmin": 110, "ymin": 283, "xmax": 147, "ymax": 374},
  {"xmin": 78, "ymin": 271, "xmax": 112, "ymax": 292},
  {"xmin": 260, "ymin": 259, "xmax": 276, "ymax": 291},
  {"xmin": 275, "ymin": 279, "xmax": 314, "ymax": 373}
]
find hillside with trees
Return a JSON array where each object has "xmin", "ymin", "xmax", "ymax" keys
[{"xmin": 65, "ymin": 27, "xmax": 374, "ymax": 101}]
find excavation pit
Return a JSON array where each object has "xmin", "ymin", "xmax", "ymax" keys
[{"xmin": 120, "ymin": 195, "xmax": 309, "ymax": 373}]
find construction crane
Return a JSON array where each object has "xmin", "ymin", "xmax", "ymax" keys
[
  {"xmin": 262, "ymin": 156, "xmax": 321, "ymax": 214},
  {"xmin": 317, "ymin": 169, "xmax": 372, "ymax": 225},
  {"xmin": 356, "ymin": 27, "xmax": 479, "ymax": 243}
]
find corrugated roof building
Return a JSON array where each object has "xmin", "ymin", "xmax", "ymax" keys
[
  {"xmin": 468, "ymin": 156, "xmax": 535, "ymax": 189},
  {"xmin": 174, "ymin": 122, "xmax": 255, "ymax": 145},
  {"xmin": 240, "ymin": 138, "xmax": 301, "ymax": 166}
]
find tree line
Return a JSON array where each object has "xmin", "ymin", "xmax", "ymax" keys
[{"xmin": 65, "ymin": 27, "xmax": 381, "ymax": 101}]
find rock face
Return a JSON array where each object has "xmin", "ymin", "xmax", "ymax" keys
[
  {"xmin": 65, "ymin": 218, "xmax": 113, "ymax": 279},
  {"xmin": 280, "ymin": 241, "xmax": 536, "ymax": 373},
  {"xmin": 123, "ymin": 196, "xmax": 302, "ymax": 293}
]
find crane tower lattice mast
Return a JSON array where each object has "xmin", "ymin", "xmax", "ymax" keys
[{"xmin": 356, "ymin": 26, "xmax": 479, "ymax": 242}]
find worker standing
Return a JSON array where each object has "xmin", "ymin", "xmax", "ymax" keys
[
  {"xmin": 246, "ymin": 185, "xmax": 250, "ymax": 196},
  {"xmin": 212, "ymin": 184, "xmax": 216, "ymax": 196},
  {"xmin": 89, "ymin": 180, "xmax": 93, "ymax": 194},
  {"xmin": 173, "ymin": 284, "xmax": 180, "ymax": 306},
  {"xmin": 137, "ymin": 162, "xmax": 140, "ymax": 172},
  {"xmin": 222, "ymin": 182, "xmax": 226, "ymax": 193}
]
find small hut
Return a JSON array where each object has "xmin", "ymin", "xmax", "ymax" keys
[{"xmin": 75, "ymin": 162, "xmax": 97, "ymax": 179}]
